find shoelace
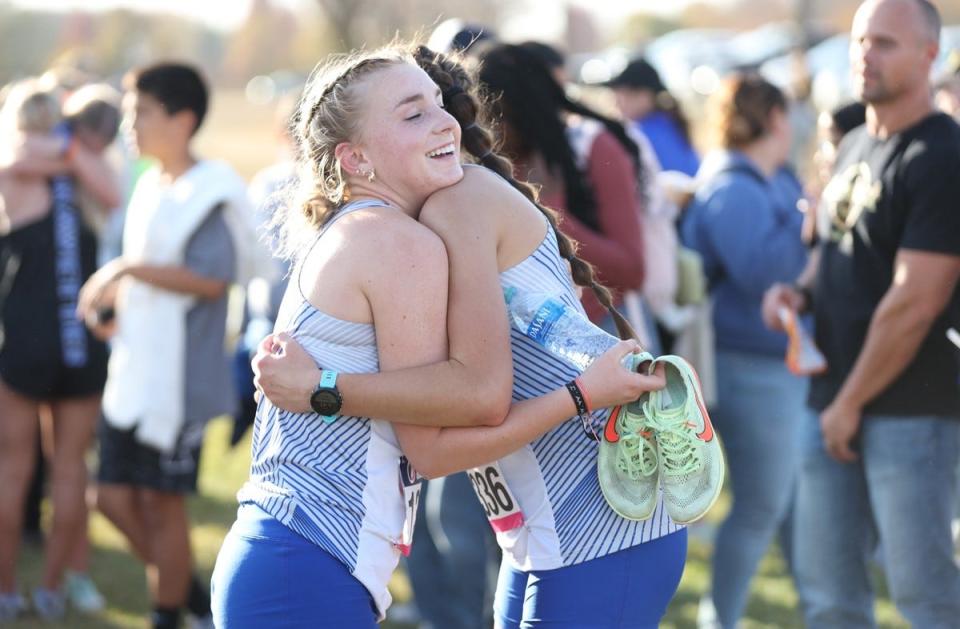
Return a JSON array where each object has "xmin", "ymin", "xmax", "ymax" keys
[
  {"xmin": 644, "ymin": 393, "xmax": 702, "ymax": 479},
  {"xmin": 615, "ymin": 406, "xmax": 658, "ymax": 480}
]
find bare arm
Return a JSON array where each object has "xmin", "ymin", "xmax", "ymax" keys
[
  {"xmin": 77, "ymin": 258, "xmax": 228, "ymax": 321},
  {"xmin": 255, "ymin": 168, "xmax": 517, "ymax": 426},
  {"xmin": 396, "ymin": 343, "xmax": 663, "ymax": 478},
  {"xmin": 253, "ymin": 168, "xmax": 661, "ymax": 431},
  {"xmin": 68, "ymin": 143, "xmax": 121, "ymax": 209},
  {"xmin": 5, "ymin": 135, "xmax": 120, "ymax": 209},
  {"xmin": 1, "ymin": 135, "xmax": 67, "ymax": 176},
  {"xmin": 821, "ymin": 249, "xmax": 960, "ymax": 461},
  {"xmin": 122, "ymin": 264, "xmax": 228, "ymax": 299}
]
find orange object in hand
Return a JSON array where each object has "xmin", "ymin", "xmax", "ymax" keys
[{"xmin": 778, "ymin": 306, "xmax": 827, "ymax": 376}]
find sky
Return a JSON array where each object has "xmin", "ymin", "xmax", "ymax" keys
[{"xmin": 8, "ymin": 0, "xmax": 733, "ymax": 32}]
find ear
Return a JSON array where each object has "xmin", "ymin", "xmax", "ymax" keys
[
  {"xmin": 924, "ymin": 40, "xmax": 939, "ymax": 65},
  {"xmin": 334, "ymin": 142, "xmax": 373, "ymax": 177},
  {"xmin": 172, "ymin": 109, "xmax": 199, "ymax": 138}
]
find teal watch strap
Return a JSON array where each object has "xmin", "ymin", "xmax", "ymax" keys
[
  {"xmin": 320, "ymin": 369, "xmax": 339, "ymax": 424},
  {"xmin": 320, "ymin": 369, "xmax": 338, "ymax": 388}
]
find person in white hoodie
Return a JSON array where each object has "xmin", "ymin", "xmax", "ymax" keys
[{"xmin": 76, "ymin": 62, "xmax": 254, "ymax": 629}]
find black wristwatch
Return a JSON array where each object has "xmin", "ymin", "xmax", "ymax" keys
[{"xmin": 310, "ymin": 370, "xmax": 342, "ymax": 424}]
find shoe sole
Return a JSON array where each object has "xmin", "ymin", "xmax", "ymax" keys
[
  {"xmin": 597, "ymin": 407, "xmax": 657, "ymax": 521},
  {"xmin": 667, "ymin": 432, "xmax": 725, "ymax": 525},
  {"xmin": 655, "ymin": 356, "xmax": 726, "ymax": 525}
]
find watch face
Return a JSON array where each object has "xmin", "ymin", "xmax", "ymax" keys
[{"xmin": 312, "ymin": 389, "xmax": 341, "ymax": 416}]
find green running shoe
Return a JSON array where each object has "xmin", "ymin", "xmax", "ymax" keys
[
  {"xmin": 645, "ymin": 355, "xmax": 724, "ymax": 524},
  {"xmin": 598, "ymin": 352, "xmax": 660, "ymax": 521}
]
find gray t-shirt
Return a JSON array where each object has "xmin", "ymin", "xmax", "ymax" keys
[{"xmin": 183, "ymin": 204, "xmax": 237, "ymax": 424}]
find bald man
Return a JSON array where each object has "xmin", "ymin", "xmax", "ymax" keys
[{"xmin": 762, "ymin": 0, "xmax": 960, "ymax": 626}]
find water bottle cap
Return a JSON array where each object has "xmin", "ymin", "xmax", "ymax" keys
[{"xmin": 503, "ymin": 286, "xmax": 517, "ymax": 304}]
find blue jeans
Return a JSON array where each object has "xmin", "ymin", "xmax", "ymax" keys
[
  {"xmin": 405, "ymin": 472, "xmax": 496, "ymax": 629},
  {"xmin": 795, "ymin": 412, "xmax": 960, "ymax": 628},
  {"xmin": 709, "ymin": 350, "xmax": 807, "ymax": 627}
]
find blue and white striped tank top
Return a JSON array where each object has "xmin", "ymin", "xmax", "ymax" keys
[
  {"xmin": 237, "ymin": 199, "xmax": 409, "ymax": 618},
  {"xmin": 491, "ymin": 220, "xmax": 681, "ymax": 571}
]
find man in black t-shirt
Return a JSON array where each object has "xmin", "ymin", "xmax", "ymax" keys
[{"xmin": 763, "ymin": 0, "xmax": 960, "ymax": 626}]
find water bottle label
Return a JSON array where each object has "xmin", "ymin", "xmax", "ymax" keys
[
  {"xmin": 467, "ymin": 462, "xmax": 524, "ymax": 532},
  {"xmin": 525, "ymin": 299, "xmax": 566, "ymax": 345}
]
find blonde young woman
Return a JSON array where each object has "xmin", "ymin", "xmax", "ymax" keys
[{"xmin": 216, "ymin": 46, "xmax": 685, "ymax": 628}]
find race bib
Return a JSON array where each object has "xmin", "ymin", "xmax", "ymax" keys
[
  {"xmin": 467, "ymin": 462, "xmax": 524, "ymax": 532},
  {"xmin": 397, "ymin": 456, "xmax": 422, "ymax": 556}
]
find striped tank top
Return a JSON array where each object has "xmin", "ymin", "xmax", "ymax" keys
[
  {"xmin": 237, "ymin": 199, "xmax": 412, "ymax": 619},
  {"xmin": 487, "ymin": 220, "xmax": 682, "ymax": 571}
]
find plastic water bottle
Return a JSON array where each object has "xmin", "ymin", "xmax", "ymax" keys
[{"xmin": 505, "ymin": 286, "xmax": 624, "ymax": 371}]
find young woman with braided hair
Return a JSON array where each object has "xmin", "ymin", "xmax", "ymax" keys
[
  {"xmin": 213, "ymin": 44, "xmax": 669, "ymax": 628},
  {"xmin": 476, "ymin": 43, "xmax": 650, "ymax": 334}
]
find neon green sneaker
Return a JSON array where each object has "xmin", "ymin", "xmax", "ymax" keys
[
  {"xmin": 598, "ymin": 352, "xmax": 660, "ymax": 521},
  {"xmin": 645, "ymin": 355, "xmax": 724, "ymax": 524}
]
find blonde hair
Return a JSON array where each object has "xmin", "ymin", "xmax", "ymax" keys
[
  {"xmin": 273, "ymin": 47, "xmax": 412, "ymax": 261},
  {"xmin": 0, "ymin": 79, "xmax": 62, "ymax": 135}
]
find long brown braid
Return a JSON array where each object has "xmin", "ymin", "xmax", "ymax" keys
[{"xmin": 411, "ymin": 45, "xmax": 640, "ymax": 343}]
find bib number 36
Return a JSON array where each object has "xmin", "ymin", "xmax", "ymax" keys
[{"xmin": 467, "ymin": 463, "xmax": 524, "ymax": 532}]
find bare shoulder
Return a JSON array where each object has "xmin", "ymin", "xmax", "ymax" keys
[
  {"xmin": 337, "ymin": 206, "xmax": 447, "ymax": 269},
  {"xmin": 420, "ymin": 165, "xmax": 530, "ymax": 231}
]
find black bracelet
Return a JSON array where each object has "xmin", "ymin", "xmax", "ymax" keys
[{"xmin": 565, "ymin": 380, "xmax": 589, "ymax": 417}]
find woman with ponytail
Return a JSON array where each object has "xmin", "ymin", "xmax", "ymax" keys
[
  {"xmin": 214, "ymin": 44, "xmax": 670, "ymax": 628},
  {"xmin": 476, "ymin": 43, "xmax": 649, "ymax": 336}
]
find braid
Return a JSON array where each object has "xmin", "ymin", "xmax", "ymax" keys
[
  {"xmin": 560, "ymin": 97, "xmax": 648, "ymax": 203},
  {"xmin": 412, "ymin": 45, "xmax": 639, "ymax": 342},
  {"xmin": 477, "ymin": 45, "xmax": 601, "ymax": 232}
]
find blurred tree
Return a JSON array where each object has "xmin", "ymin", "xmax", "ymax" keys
[
  {"xmin": 615, "ymin": 12, "xmax": 683, "ymax": 46},
  {"xmin": 87, "ymin": 10, "xmax": 222, "ymax": 79},
  {"xmin": 225, "ymin": 0, "xmax": 298, "ymax": 81},
  {"xmin": 314, "ymin": 0, "xmax": 507, "ymax": 51},
  {"xmin": 0, "ymin": 7, "xmax": 65, "ymax": 83}
]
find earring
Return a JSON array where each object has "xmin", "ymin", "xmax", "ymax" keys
[{"xmin": 364, "ymin": 168, "xmax": 376, "ymax": 183}]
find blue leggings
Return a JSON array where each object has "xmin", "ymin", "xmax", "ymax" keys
[
  {"xmin": 494, "ymin": 530, "xmax": 687, "ymax": 628},
  {"xmin": 211, "ymin": 503, "xmax": 378, "ymax": 629}
]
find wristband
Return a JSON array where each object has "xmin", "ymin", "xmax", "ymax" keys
[
  {"xmin": 574, "ymin": 377, "xmax": 593, "ymax": 413},
  {"xmin": 565, "ymin": 379, "xmax": 589, "ymax": 417}
]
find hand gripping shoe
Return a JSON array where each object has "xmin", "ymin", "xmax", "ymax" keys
[{"xmin": 598, "ymin": 352, "xmax": 661, "ymax": 521}]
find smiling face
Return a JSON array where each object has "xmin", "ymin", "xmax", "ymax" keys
[{"xmin": 350, "ymin": 63, "xmax": 463, "ymax": 206}]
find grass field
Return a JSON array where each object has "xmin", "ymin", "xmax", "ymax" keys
[{"xmin": 10, "ymin": 417, "xmax": 910, "ymax": 629}]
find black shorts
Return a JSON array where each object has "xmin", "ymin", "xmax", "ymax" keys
[
  {"xmin": 96, "ymin": 418, "xmax": 206, "ymax": 494},
  {"xmin": 0, "ymin": 214, "xmax": 108, "ymax": 400}
]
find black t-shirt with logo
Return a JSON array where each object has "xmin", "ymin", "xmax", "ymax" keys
[{"xmin": 810, "ymin": 112, "xmax": 960, "ymax": 417}]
